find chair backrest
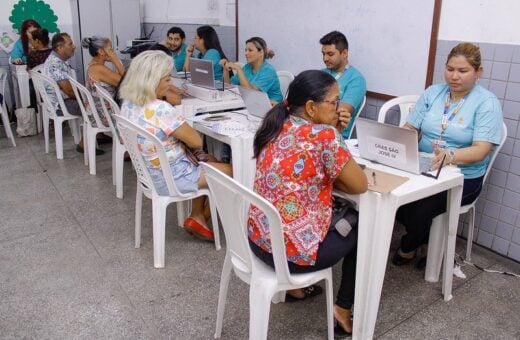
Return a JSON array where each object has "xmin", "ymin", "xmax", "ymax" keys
[
  {"xmin": 482, "ymin": 122, "xmax": 508, "ymax": 185},
  {"xmin": 348, "ymin": 95, "xmax": 367, "ymax": 139},
  {"xmin": 69, "ymin": 77, "xmax": 105, "ymax": 128},
  {"xmin": 30, "ymin": 71, "xmax": 75, "ymax": 118},
  {"xmin": 276, "ymin": 70, "xmax": 294, "ymax": 99},
  {"xmin": 201, "ymin": 162, "xmax": 295, "ymax": 286},
  {"xmin": 378, "ymin": 94, "xmax": 420, "ymax": 126},
  {"xmin": 113, "ymin": 114, "xmax": 189, "ymax": 198},
  {"xmin": 0, "ymin": 68, "xmax": 8, "ymax": 113},
  {"xmin": 29, "ymin": 65, "xmax": 44, "ymax": 109},
  {"xmin": 94, "ymin": 83, "xmax": 123, "ymax": 144}
]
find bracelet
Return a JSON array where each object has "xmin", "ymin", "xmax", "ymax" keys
[{"xmin": 448, "ymin": 149, "xmax": 456, "ymax": 165}]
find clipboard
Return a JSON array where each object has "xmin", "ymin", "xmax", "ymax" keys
[{"xmin": 364, "ymin": 167, "xmax": 409, "ymax": 193}]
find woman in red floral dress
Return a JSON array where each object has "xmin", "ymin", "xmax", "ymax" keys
[{"xmin": 248, "ymin": 70, "xmax": 367, "ymax": 337}]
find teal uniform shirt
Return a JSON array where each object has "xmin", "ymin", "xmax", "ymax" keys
[
  {"xmin": 11, "ymin": 39, "xmax": 26, "ymax": 63},
  {"xmin": 231, "ymin": 61, "xmax": 283, "ymax": 102},
  {"xmin": 172, "ymin": 43, "xmax": 187, "ymax": 72},
  {"xmin": 322, "ymin": 66, "xmax": 366, "ymax": 138},
  {"xmin": 407, "ymin": 83, "xmax": 503, "ymax": 179},
  {"xmin": 198, "ymin": 48, "xmax": 223, "ymax": 81}
]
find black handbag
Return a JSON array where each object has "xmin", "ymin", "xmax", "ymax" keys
[{"xmin": 330, "ymin": 197, "xmax": 358, "ymax": 237}]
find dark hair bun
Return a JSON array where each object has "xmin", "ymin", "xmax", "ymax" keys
[
  {"xmin": 265, "ymin": 48, "xmax": 275, "ymax": 59},
  {"xmin": 81, "ymin": 37, "xmax": 92, "ymax": 49}
]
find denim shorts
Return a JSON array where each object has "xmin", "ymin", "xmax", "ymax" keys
[{"xmin": 148, "ymin": 158, "xmax": 201, "ymax": 196}]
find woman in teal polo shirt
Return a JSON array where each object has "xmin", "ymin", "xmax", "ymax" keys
[
  {"xmin": 393, "ymin": 42, "xmax": 503, "ymax": 269},
  {"xmin": 11, "ymin": 19, "xmax": 41, "ymax": 64},
  {"xmin": 220, "ymin": 37, "xmax": 283, "ymax": 104},
  {"xmin": 184, "ymin": 25, "xmax": 227, "ymax": 81}
]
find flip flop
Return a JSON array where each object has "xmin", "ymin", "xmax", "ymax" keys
[
  {"xmin": 183, "ymin": 217, "xmax": 214, "ymax": 241},
  {"xmin": 285, "ymin": 284, "xmax": 323, "ymax": 302},
  {"xmin": 334, "ymin": 323, "xmax": 352, "ymax": 338}
]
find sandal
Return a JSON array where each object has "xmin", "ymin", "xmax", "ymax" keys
[
  {"xmin": 334, "ymin": 323, "xmax": 352, "ymax": 338},
  {"xmin": 391, "ymin": 248, "xmax": 416, "ymax": 266},
  {"xmin": 183, "ymin": 217, "xmax": 214, "ymax": 241},
  {"xmin": 285, "ymin": 284, "xmax": 323, "ymax": 302},
  {"xmin": 334, "ymin": 305, "xmax": 352, "ymax": 338},
  {"xmin": 415, "ymin": 245, "xmax": 428, "ymax": 269},
  {"xmin": 76, "ymin": 145, "xmax": 105, "ymax": 155}
]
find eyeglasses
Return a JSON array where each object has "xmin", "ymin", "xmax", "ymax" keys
[
  {"xmin": 321, "ymin": 98, "xmax": 340, "ymax": 111},
  {"xmin": 421, "ymin": 154, "xmax": 446, "ymax": 180}
]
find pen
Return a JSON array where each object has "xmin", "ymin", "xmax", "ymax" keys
[{"xmin": 372, "ymin": 171, "xmax": 377, "ymax": 186}]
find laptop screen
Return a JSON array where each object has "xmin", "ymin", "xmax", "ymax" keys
[
  {"xmin": 189, "ymin": 58, "xmax": 216, "ymax": 88},
  {"xmin": 355, "ymin": 118, "xmax": 426, "ymax": 174},
  {"xmin": 238, "ymin": 86, "xmax": 272, "ymax": 119}
]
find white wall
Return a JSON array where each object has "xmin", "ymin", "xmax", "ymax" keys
[
  {"xmin": 439, "ymin": 0, "xmax": 520, "ymax": 44},
  {"xmin": 142, "ymin": 0, "xmax": 235, "ymax": 26}
]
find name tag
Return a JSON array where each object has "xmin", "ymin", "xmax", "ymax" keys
[
  {"xmin": 367, "ymin": 136, "xmax": 406, "ymax": 163},
  {"xmin": 432, "ymin": 139, "xmax": 447, "ymax": 149}
]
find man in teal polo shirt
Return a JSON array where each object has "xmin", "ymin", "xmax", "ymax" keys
[
  {"xmin": 320, "ymin": 31, "xmax": 366, "ymax": 139},
  {"xmin": 161, "ymin": 27, "xmax": 187, "ymax": 72}
]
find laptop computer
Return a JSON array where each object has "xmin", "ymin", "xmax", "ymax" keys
[
  {"xmin": 189, "ymin": 58, "xmax": 232, "ymax": 90},
  {"xmin": 171, "ymin": 65, "xmax": 190, "ymax": 79},
  {"xmin": 238, "ymin": 86, "xmax": 272, "ymax": 120},
  {"xmin": 355, "ymin": 118, "xmax": 432, "ymax": 174}
]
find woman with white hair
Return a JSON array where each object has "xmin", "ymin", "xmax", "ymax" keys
[{"xmin": 118, "ymin": 50, "xmax": 232, "ymax": 240}]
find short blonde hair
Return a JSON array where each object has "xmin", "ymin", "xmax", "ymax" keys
[
  {"xmin": 119, "ymin": 50, "xmax": 173, "ymax": 106},
  {"xmin": 447, "ymin": 42, "xmax": 482, "ymax": 71}
]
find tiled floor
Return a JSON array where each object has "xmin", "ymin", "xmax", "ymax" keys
[{"xmin": 1, "ymin": 132, "xmax": 519, "ymax": 339}]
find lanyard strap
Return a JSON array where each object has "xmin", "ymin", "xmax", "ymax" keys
[
  {"xmin": 331, "ymin": 65, "xmax": 350, "ymax": 80},
  {"xmin": 441, "ymin": 90, "xmax": 466, "ymax": 131}
]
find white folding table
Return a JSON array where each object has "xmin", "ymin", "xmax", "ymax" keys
[{"xmin": 335, "ymin": 144, "xmax": 464, "ymax": 340}]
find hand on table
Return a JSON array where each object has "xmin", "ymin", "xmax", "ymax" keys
[{"xmin": 430, "ymin": 146, "xmax": 450, "ymax": 171}]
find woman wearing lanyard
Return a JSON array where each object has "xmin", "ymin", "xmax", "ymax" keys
[
  {"xmin": 392, "ymin": 42, "xmax": 503, "ymax": 269},
  {"xmin": 220, "ymin": 37, "xmax": 283, "ymax": 104}
]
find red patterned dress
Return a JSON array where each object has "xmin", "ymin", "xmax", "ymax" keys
[{"xmin": 248, "ymin": 115, "xmax": 351, "ymax": 266}]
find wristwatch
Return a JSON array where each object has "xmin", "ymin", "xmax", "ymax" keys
[{"xmin": 447, "ymin": 149, "xmax": 456, "ymax": 165}]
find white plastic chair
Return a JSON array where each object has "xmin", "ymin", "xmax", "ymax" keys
[
  {"xmin": 347, "ymin": 95, "xmax": 367, "ymax": 139},
  {"xmin": 95, "ymin": 84, "xmax": 127, "ymax": 199},
  {"xmin": 30, "ymin": 71, "xmax": 81, "ymax": 159},
  {"xmin": 30, "ymin": 64, "xmax": 44, "ymax": 134},
  {"xmin": 0, "ymin": 68, "xmax": 16, "ymax": 147},
  {"xmin": 113, "ymin": 115, "xmax": 221, "ymax": 268},
  {"xmin": 377, "ymin": 94, "xmax": 420, "ymax": 126},
  {"xmin": 69, "ymin": 78, "xmax": 111, "ymax": 175},
  {"xmin": 276, "ymin": 70, "xmax": 294, "ymax": 99},
  {"xmin": 426, "ymin": 122, "xmax": 508, "ymax": 282},
  {"xmin": 201, "ymin": 163, "xmax": 334, "ymax": 340}
]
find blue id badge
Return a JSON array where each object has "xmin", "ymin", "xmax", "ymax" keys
[{"xmin": 432, "ymin": 139, "xmax": 447, "ymax": 149}]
